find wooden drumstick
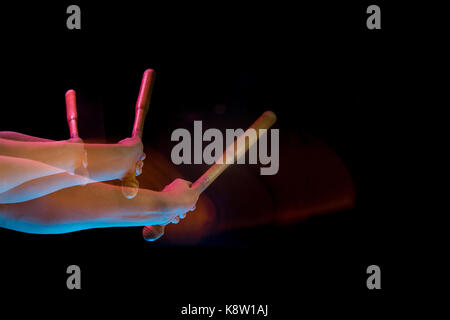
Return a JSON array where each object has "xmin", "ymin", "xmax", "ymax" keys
[
  {"xmin": 65, "ymin": 90, "xmax": 80, "ymax": 140},
  {"xmin": 142, "ymin": 111, "xmax": 277, "ymax": 241},
  {"xmin": 65, "ymin": 90, "xmax": 89, "ymax": 173},
  {"xmin": 121, "ymin": 69, "xmax": 156, "ymax": 199}
]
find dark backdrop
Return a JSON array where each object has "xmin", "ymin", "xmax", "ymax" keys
[{"xmin": 0, "ymin": 1, "xmax": 408, "ymax": 317}]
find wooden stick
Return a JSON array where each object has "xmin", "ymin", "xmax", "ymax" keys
[
  {"xmin": 121, "ymin": 69, "xmax": 156, "ymax": 199},
  {"xmin": 142, "ymin": 111, "xmax": 277, "ymax": 241},
  {"xmin": 65, "ymin": 90, "xmax": 79, "ymax": 139},
  {"xmin": 65, "ymin": 90, "xmax": 89, "ymax": 174}
]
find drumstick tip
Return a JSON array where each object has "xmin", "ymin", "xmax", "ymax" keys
[
  {"xmin": 262, "ymin": 110, "xmax": 277, "ymax": 122},
  {"xmin": 143, "ymin": 68, "xmax": 156, "ymax": 77},
  {"xmin": 65, "ymin": 89, "xmax": 76, "ymax": 97}
]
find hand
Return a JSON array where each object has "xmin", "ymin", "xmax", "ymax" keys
[
  {"xmin": 162, "ymin": 177, "xmax": 209, "ymax": 223},
  {"xmin": 118, "ymin": 137, "xmax": 145, "ymax": 176}
]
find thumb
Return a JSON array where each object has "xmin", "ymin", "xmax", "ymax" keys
[{"xmin": 191, "ymin": 176, "xmax": 210, "ymax": 193}]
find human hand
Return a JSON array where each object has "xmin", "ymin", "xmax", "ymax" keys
[
  {"xmin": 118, "ymin": 136, "xmax": 145, "ymax": 176},
  {"xmin": 162, "ymin": 177, "xmax": 208, "ymax": 224}
]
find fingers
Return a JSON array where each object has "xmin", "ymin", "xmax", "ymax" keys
[
  {"xmin": 171, "ymin": 216, "xmax": 180, "ymax": 224},
  {"xmin": 135, "ymin": 160, "xmax": 144, "ymax": 176},
  {"xmin": 171, "ymin": 211, "xmax": 189, "ymax": 224},
  {"xmin": 135, "ymin": 167, "xmax": 142, "ymax": 176},
  {"xmin": 135, "ymin": 153, "xmax": 146, "ymax": 176}
]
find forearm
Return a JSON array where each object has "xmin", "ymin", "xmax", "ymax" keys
[
  {"xmin": 0, "ymin": 131, "xmax": 53, "ymax": 142},
  {"xmin": 83, "ymin": 143, "xmax": 136, "ymax": 181},
  {"xmin": 0, "ymin": 156, "xmax": 65, "ymax": 193},
  {"xmin": 0, "ymin": 138, "xmax": 75, "ymax": 172},
  {"xmin": 0, "ymin": 137, "xmax": 138, "ymax": 182},
  {"xmin": 0, "ymin": 182, "xmax": 178, "ymax": 234},
  {"xmin": 0, "ymin": 153, "xmax": 132, "ymax": 204},
  {"xmin": 0, "ymin": 172, "xmax": 92, "ymax": 203}
]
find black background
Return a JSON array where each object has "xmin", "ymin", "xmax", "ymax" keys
[{"xmin": 0, "ymin": 1, "xmax": 415, "ymax": 318}]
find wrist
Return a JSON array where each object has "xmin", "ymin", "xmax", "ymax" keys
[{"xmin": 159, "ymin": 191, "xmax": 183, "ymax": 211}]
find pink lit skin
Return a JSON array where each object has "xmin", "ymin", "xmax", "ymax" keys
[{"xmin": 0, "ymin": 132, "xmax": 205, "ymax": 234}]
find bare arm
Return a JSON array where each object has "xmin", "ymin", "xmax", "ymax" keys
[
  {"xmin": 0, "ymin": 134, "xmax": 144, "ymax": 202},
  {"xmin": 0, "ymin": 138, "xmax": 83, "ymax": 174},
  {"xmin": 0, "ymin": 136, "xmax": 143, "ymax": 179},
  {"xmin": 0, "ymin": 171, "xmax": 92, "ymax": 203},
  {"xmin": 0, "ymin": 156, "xmax": 65, "ymax": 194},
  {"xmin": 0, "ymin": 178, "xmax": 202, "ymax": 234}
]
